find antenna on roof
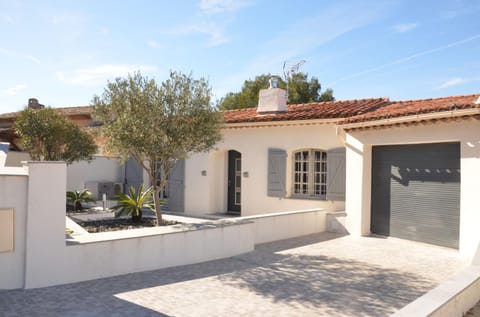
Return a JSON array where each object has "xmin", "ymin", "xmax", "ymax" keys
[{"xmin": 283, "ymin": 60, "xmax": 307, "ymax": 102}]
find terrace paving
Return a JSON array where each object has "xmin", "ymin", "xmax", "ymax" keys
[{"xmin": 0, "ymin": 232, "xmax": 469, "ymax": 317}]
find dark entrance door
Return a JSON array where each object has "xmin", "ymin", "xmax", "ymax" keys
[
  {"xmin": 227, "ymin": 150, "xmax": 241, "ymax": 214},
  {"xmin": 371, "ymin": 142, "xmax": 460, "ymax": 248}
]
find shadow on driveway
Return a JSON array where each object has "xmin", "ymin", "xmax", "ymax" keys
[{"xmin": 0, "ymin": 233, "xmax": 439, "ymax": 317}]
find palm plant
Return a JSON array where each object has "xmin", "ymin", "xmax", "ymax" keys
[
  {"xmin": 112, "ymin": 185, "xmax": 154, "ymax": 223},
  {"xmin": 67, "ymin": 189, "xmax": 96, "ymax": 212}
]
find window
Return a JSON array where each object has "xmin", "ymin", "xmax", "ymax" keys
[{"xmin": 293, "ymin": 149, "xmax": 327, "ymax": 198}]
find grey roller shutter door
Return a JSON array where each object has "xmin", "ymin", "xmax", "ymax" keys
[
  {"xmin": 327, "ymin": 147, "xmax": 346, "ymax": 201},
  {"xmin": 267, "ymin": 149, "xmax": 286, "ymax": 197},
  {"xmin": 168, "ymin": 159, "xmax": 185, "ymax": 212},
  {"xmin": 371, "ymin": 142, "xmax": 460, "ymax": 249}
]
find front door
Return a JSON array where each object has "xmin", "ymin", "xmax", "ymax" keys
[{"xmin": 227, "ymin": 150, "xmax": 241, "ymax": 214}]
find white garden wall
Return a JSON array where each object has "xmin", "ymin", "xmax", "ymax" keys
[
  {"xmin": 66, "ymin": 155, "xmax": 124, "ymax": 191},
  {"xmin": 344, "ymin": 120, "xmax": 480, "ymax": 258},
  {"xmin": 0, "ymin": 162, "xmax": 255, "ymax": 289},
  {"xmin": 185, "ymin": 124, "xmax": 345, "ymax": 216},
  {"xmin": 0, "ymin": 167, "xmax": 28, "ymax": 289},
  {"xmin": 0, "ymin": 161, "xmax": 332, "ymax": 290},
  {"xmin": 240, "ymin": 209, "xmax": 327, "ymax": 244}
]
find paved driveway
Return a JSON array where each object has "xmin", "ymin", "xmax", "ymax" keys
[{"xmin": 0, "ymin": 233, "xmax": 468, "ymax": 317}]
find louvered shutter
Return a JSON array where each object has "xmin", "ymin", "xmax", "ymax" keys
[
  {"xmin": 326, "ymin": 147, "xmax": 346, "ymax": 201},
  {"xmin": 267, "ymin": 148, "xmax": 286, "ymax": 197}
]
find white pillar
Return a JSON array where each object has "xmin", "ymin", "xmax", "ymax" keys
[
  {"xmin": 24, "ymin": 161, "xmax": 67, "ymax": 289},
  {"xmin": 344, "ymin": 134, "xmax": 372, "ymax": 236}
]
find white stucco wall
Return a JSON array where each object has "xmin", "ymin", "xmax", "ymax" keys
[
  {"xmin": 344, "ymin": 120, "xmax": 480, "ymax": 258},
  {"xmin": 0, "ymin": 168, "xmax": 28, "ymax": 289},
  {"xmin": 66, "ymin": 156, "xmax": 124, "ymax": 191},
  {"xmin": 185, "ymin": 124, "xmax": 345, "ymax": 216}
]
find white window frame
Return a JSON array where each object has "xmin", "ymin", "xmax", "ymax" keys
[{"xmin": 291, "ymin": 149, "xmax": 327, "ymax": 200}]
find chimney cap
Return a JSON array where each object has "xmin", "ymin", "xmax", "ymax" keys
[{"xmin": 28, "ymin": 98, "xmax": 45, "ymax": 109}]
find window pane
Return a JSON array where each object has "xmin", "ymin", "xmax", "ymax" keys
[
  {"xmin": 235, "ymin": 192, "xmax": 241, "ymax": 205},
  {"xmin": 236, "ymin": 159, "xmax": 241, "ymax": 171}
]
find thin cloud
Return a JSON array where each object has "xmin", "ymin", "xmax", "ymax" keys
[
  {"xmin": 4, "ymin": 84, "xmax": 26, "ymax": 96},
  {"xmin": 56, "ymin": 64, "xmax": 157, "ymax": 86},
  {"xmin": 146, "ymin": 40, "xmax": 160, "ymax": 48},
  {"xmin": 0, "ymin": 14, "xmax": 13, "ymax": 23},
  {"xmin": 330, "ymin": 34, "xmax": 480, "ymax": 86},
  {"xmin": 25, "ymin": 55, "xmax": 41, "ymax": 65},
  {"xmin": 199, "ymin": 0, "xmax": 251, "ymax": 14},
  {"xmin": 392, "ymin": 23, "xmax": 418, "ymax": 33},
  {"xmin": 0, "ymin": 48, "xmax": 14, "ymax": 57},
  {"xmin": 438, "ymin": 77, "xmax": 468, "ymax": 89},
  {"xmin": 174, "ymin": 22, "xmax": 229, "ymax": 47}
]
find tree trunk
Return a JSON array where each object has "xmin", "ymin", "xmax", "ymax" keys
[{"xmin": 153, "ymin": 188, "xmax": 162, "ymax": 226}]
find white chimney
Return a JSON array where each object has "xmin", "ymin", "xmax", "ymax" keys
[{"xmin": 257, "ymin": 76, "xmax": 287, "ymax": 113}]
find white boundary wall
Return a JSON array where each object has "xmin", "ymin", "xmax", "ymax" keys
[
  {"xmin": 0, "ymin": 162, "xmax": 329, "ymax": 290},
  {"xmin": 0, "ymin": 167, "xmax": 28, "ymax": 289},
  {"xmin": 240, "ymin": 209, "xmax": 327, "ymax": 244},
  {"xmin": 392, "ymin": 265, "xmax": 480, "ymax": 317}
]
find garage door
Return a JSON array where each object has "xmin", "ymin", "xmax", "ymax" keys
[{"xmin": 371, "ymin": 142, "xmax": 460, "ymax": 248}]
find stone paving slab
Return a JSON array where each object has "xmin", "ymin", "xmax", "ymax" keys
[{"xmin": 0, "ymin": 233, "xmax": 469, "ymax": 317}]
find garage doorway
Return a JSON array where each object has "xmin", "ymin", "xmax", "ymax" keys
[{"xmin": 371, "ymin": 142, "xmax": 460, "ymax": 248}]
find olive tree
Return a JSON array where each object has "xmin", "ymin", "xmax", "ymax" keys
[
  {"xmin": 93, "ymin": 71, "xmax": 222, "ymax": 224},
  {"xmin": 14, "ymin": 107, "xmax": 97, "ymax": 163}
]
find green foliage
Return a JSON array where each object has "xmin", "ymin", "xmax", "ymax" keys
[
  {"xmin": 217, "ymin": 72, "xmax": 335, "ymax": 110},
  {"xmin": 67, "ymin": 189, "xmax": 96, "ymax": 212},
  {"xmin": 93, "ymin": 71, "xmax": 223, "ymax": 224},
  {"xmin": 112, "ymin": 185, "xmax": 154, "ymax": 222},
  {"xmin": 14, "ymin": 107, "xmax": 97, "ymax": 163}
]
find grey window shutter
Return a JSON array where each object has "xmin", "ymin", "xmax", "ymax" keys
[
  {"xmin": 267, "ymin": 148, "xmax": 286, "ymax": 197},
  {"xmin": 326, "ymin": 147, "xmax": 346, "ymax": 201}
]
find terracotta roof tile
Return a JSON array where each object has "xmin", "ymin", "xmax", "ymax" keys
[
  {"xmin": 222, "ymin": 98, "xmax": 390, "ymax": 123},
  {"xmin": 0, "ymin": 106, "xmax": 94, "ymax": 120},
  {"xmin": 344, "ymin": 94, "xmax": 480, "ymax": 124}
]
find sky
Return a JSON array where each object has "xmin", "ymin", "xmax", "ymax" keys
[{"xmin": 0, "ymin": 0, "xmax": 480, "ymax": 113}]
